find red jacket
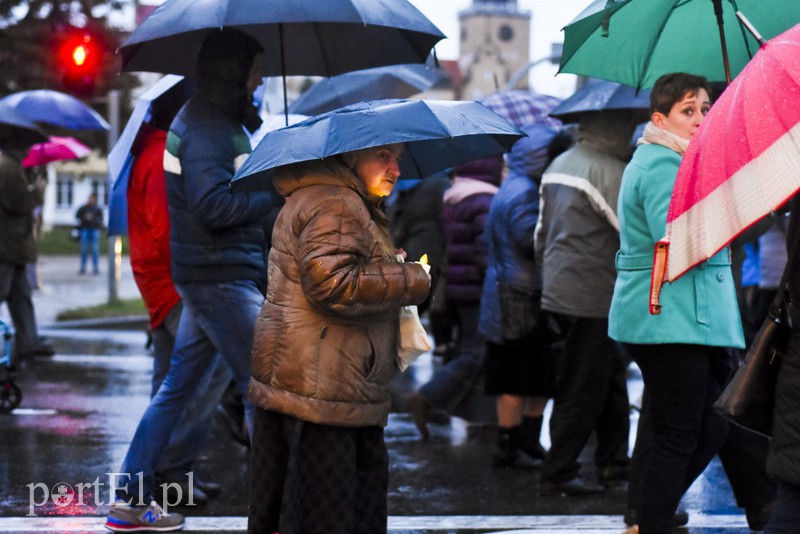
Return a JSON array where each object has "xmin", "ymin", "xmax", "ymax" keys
[{"xmin": 128, "ymin": 124, "xmax": 180, "ymax": 329}]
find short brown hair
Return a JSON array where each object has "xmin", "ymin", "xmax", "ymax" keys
[{"xmin": 650, "ymin": 73, "xmax": 711, "ymax": 115}]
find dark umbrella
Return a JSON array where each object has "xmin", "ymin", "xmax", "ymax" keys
[
  {"xmin": 548, "ymin": 79, "xmax": 652, "ymax": 124},
  {"xmin": 232, "ymin": 99, "xmax": 524, "ymax": 189},
  {"xmin": 0, "ymin": 89, "xmax": 110, "ymax": 131},
  {"xmin": 119, "ymin": 0, "xmax": 445, "ymax": 119},
  {"xmin": 0, "ymin": 102, "xmax": 48, "ymax": 149},
  {"xmin": 288, "ymin": 63, "xmax": 448, "ymax": 116}
]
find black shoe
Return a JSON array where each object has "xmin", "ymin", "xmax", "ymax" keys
[
  {"xmin": 598, "ymin": 463, "xmax": 629, "ymax": 486},
  {"xmin": 195, "ymin": 479, "xmax": 221, "ymax": 498},
  {"xmin": 16, "ymin": 344, "xmax": 55, "ymax": 358},
  {"xmin": 493, "ymin": 449, "xmax": 541, "ymax": 469},
  {"xmin": 745, "ymin": 504, "xmax": 772, "ymax": 531},
  {"xmin": 538, "ymin": 477, "xmax": 605, "ymax": 496},
  {"xmin": 624, "ymin": 508, "xmax": 689, "ymax": 527}
]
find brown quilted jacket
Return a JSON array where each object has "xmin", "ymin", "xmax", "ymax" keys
[{"xmin": 249, "ymin": 157, "xmax": 430, "ymax": 427}]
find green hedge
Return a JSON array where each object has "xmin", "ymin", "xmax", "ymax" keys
[{"xmin": 38, "ymin": 226, "xmax": 129, "ymax": 256}]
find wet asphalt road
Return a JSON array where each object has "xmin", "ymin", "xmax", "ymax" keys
[{"xmin": 0, "ymin": 256, "xmax": 761, "ymax": 533}]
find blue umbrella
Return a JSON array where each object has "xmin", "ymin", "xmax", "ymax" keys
[
  {"xmin": 232, "ymin": 99, "xmax": 524, "ymax": 189},
  {"xmin": 120, "ymin": 0, "xmax": 444, "ymax": 78},
  {"xmin": 0, "ymin": 102, "xmax": 48, "ymax": 149},
  {"xmin": 288, "ymin": 63, "xmax": 448, "ymax": 116},
  {"xmin": 0, "ymin": 89, "xmax": 110, "ymax": 131},
  {"xmin": 106, "ymin": 75, "xmax": 189, "ymax": 236},
  {"xmin": 548, "ymin": 79, "xmax": 652, "ymax": 124}
]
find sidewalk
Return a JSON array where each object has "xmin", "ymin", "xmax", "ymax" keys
[{"xmin": 15, "ymin": 254, "xmax": 142, "ymax": 328}]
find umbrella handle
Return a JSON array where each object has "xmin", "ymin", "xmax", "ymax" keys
[
  {"xmin": 735, "ymin": 11, "xmax": 767, "ymax": 46},
  {"xmin": 649, "ymin": 240, "xmax": 669, "ymax": 315},
  {"xmin": 712, "ymin": 0, "xmax": 732, "ymax": 85}
]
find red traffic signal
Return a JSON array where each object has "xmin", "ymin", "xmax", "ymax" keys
[{"xmin": 57, "ymin": 32, "xmax": 103, "ymax": 95}]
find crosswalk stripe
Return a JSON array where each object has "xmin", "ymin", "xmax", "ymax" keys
[{"xmin": 0, "ymin": 513, "xmax": 750, "ymax": 532}]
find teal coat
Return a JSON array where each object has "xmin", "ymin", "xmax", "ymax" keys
[{"xmin": 608, "ymin": 144, "xmax": 745, "ymax": 348}]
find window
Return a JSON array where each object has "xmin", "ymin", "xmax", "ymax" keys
[{"xmin": 55, "ymin": 175, "xmax": 74, "ymax": 208}]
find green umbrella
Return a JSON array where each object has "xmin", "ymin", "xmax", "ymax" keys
[{"xmin": 558, "ymin": 0, "xmax": 800, "ymax": 91}]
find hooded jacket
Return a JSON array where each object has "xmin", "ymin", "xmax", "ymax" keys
[
  {"xmin": 128, "ymin": 124, "xmax": 181, "ymax": 329},
  {"xmin": 442, "ymin": 156, "xmax": 502, "ymax": 305},
  {"xmin": 164, "ymin": 30, "xmax": 275, "ymax": 286},
  {"xmin": 534, "ymin": 113, "xmax": 633, "ymax": 318},
  {"xmin": 0, "ymin": 152, "xmax": 40, "ymax": 265},
  {"xmin": 249, "ymin": 158, "xmax": 430, "ymax": 427}
]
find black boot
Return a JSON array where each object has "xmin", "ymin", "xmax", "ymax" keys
[
  {"xmin": 493, "ymin": 426, "xmax": 540, "ymax": 469},
  {"xmin": 519, "ymin": 416, "xmax": 547, "ymax": 460}
]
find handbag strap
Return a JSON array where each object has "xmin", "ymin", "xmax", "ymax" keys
[{"xmin": 768, "ymin": 213, "xmax": 800, "ymax": 320}]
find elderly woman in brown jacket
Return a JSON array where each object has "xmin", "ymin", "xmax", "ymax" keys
[{"xmin": 247, "ymin": 143, "xmax": 430, "ymax": 534}]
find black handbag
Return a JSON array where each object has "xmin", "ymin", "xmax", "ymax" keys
[{"xmin": 713, "ymin": 222, "xmax": 798, "ymax": 438}]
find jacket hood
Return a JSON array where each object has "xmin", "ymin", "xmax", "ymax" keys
[
  {"xmin": 452, "ymin": 155, "xmax": 503, "ymax": 187},
  {"xmin": 577, "ymin": 110, "xmax": 637, "ymax": 161},
  {"xmin": 506, "ymin": 124, "xmax": 559, "ymax": 180},
  {"xmin": 131, "ymin": 123, "xmax": 166, "ymax": 158},
  {"xmin": 195, "ymin": 28, "xmax": 264, "ymax": 132}
]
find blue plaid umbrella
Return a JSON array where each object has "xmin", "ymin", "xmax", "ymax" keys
[{"xmin": 479, "ymin": 90, "xmax": 562, "ymax": 129}]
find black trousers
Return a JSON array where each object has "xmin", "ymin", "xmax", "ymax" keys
[
  {"xmin": 541, "ymin": 315, "xmax": 630, "ymax": 482},
  {"xmin": 248, "ymin": 409, "xmax": 388, "ymax": 534},
  {"xmin": 624, "ymin": 343, "xmax": 729, "ymax": 534}
]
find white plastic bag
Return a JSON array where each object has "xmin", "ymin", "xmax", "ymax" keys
[{"xmin": 396, "ymin": 304, "xmax": 431, "ymax": 371}]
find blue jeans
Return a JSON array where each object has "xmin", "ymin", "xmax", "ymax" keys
[
  {"xmin": 79, "ymin": 228, "xmax": 100, "ymax": 273},
  {"xmin": 151, "ymin": 301, "xmax": 234, "ymax": 482},
  {"xmin": 118, "ymin": 279, "xmax": 264, "ymax": 501}
]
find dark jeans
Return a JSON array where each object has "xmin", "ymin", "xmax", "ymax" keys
[
  {"xmin": 765, "ymin": 480, "xmax": 800, "ymax": 534},
  {"xmin": 541, "ymin": 315, "xmax": 630, "ymax": 483},
  {"xmin": 0, "ymin": 262, "xmax": 41, "ymax": 355},
  {"xmin": 624, "ymin": 343, "xmax": 729, "ymax": 534}
]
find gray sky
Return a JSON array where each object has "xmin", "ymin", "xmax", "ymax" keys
[{"xmin": 408, "ymin": 0, "xmax": 590, "ymax": 97}]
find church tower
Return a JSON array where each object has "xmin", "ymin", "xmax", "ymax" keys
[{"xmin": 459, "ymin": 0, "xmax": 531, "ymax": 99}]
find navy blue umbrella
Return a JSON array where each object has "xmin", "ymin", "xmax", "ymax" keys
[
  {"xmin": 120, "ymin": 0, "xmax": 445, "ymax": 78},
  {"xmin": 232, "ymin": 99, "xmax": 524, "ymax": 189},
  {"xmin": 288, "ymin": 63, "xmax": 448, "ymax": 116},
  {"xmin": 0, "ymin": 89, "xmax": 110, "ymax": 131},
  {"xmin": 0, "ymin": 102, "xmax": 48, "ymax": 149},
  {"xmin": 548, "ymin": 79, "xmax": 652, "ymax": 124}
]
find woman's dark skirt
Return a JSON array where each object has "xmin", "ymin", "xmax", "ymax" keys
[
  {"xmin": 484, "ymin": 329, "xmax": 555, "ymax": 397},
  {"xmin": 247, "ymin": 408, "xmax": 388, "ymax": 534}
]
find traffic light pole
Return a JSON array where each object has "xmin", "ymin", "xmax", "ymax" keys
[{"xmin": 106, "ymin": 89, "xmax": 121, "ymax": 304}]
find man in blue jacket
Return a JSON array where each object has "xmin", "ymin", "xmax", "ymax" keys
[{"xmin": 106, "ymin": 28, "xmax": 277, "ymax": 532}]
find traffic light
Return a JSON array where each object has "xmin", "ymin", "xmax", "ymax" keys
[{"xmin": 57, "ymin": 31, "xmax": 103, "ymax": 96}]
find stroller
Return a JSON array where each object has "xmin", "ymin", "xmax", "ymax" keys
[{"xmin": 0, "ymin": 318, "xmax": 21, "ymax": 413}]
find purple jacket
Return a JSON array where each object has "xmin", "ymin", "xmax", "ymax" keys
[{"xmin": 442, "ymin": 156, "xmax": 502, "ymax": 305}]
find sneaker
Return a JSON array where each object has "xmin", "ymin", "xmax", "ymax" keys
[{"xmin": 105, "ymin": 500, "xmax": 184, "ymax": 532}]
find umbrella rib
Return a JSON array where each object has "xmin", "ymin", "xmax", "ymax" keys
[
  {"xmin": 729, "ymin": 0, "xmax": 757, "ymax": 60},
  {"xmin": 636, "ymin": 0, "xmax": 682, "ymax": 91}
]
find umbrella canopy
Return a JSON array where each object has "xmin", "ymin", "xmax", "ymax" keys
[
  {"xmin": 107, "ymin": 75, "xmax": 191, "ymax": 236},
  {"xmin": 288, "ymin": 63, "xmax": 448, "ymax": 116},
  {"xmin": 549, "ymin": 79, "xmax": 652, "ymax": 124},
  {"xmin": 0, "ymin": 89, "xmax": 110, "ymax": 131},
  {"xmin": 232, "ymin": 99, "xmax": 524, "ymax": 189},
  {"xmin": 0, "ymin": 102, "xmax": 48, "ymax": 149},
  {"xmin": 654, "ymin": 23, "xmax": 800, "ymax": 295},
  {"xmin": 119, "ymin": 0, "xmax": 445, "ymax": 78},
  {"xmin": 559, "ymin": 0, "xmax": 800, "ymax": 91},
  {"xmin": 21, "ymin": 136, "xmax": 91, "ymax": 167},
  {"xmin": 479, "ymin": 90, "xmax": 562, "ymax": 129}
]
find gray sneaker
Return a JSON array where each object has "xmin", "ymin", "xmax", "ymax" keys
[{"xmin": 105, "ymin": 500, "xmax": 185, "ymax": 532}]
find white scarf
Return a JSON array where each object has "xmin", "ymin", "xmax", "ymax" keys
[{"xmin": 636, "ymin": 121, "xmax": 690, "ymax": 156}]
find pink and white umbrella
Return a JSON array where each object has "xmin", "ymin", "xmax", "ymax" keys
[
  {"xmin": 650, "ymin": 22, "xmax": 800, "ymax": 313},
  {"xmin": 22, "ymin": 136, "xmax": 92, "ymax": 167}
]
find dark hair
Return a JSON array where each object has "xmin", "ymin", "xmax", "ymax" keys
[{"xmin": 650, "ymin": 73, "xmax": 711, "ymax": 115}]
